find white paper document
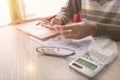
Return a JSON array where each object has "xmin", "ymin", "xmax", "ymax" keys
[{"xmin": 31, "ymin": 35, "xmax": 100, "ymax": 61}]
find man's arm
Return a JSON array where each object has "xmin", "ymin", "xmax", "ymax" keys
[{"xmin": 56, "ymin": 0, "xmax": 81, "ymax": 24}]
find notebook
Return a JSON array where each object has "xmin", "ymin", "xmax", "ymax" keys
[{"xmin": 17, "ymin": 21, "xmax": 59, "ymax": 41}]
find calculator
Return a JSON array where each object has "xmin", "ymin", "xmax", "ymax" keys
[{"xmin": 69, "ymin": 48, "xmax": 117, "ymax": 77}]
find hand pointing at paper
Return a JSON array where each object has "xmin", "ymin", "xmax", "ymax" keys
[{"xmin": 54, "ymin": 22, "xmax": 96, "ymax": 39}]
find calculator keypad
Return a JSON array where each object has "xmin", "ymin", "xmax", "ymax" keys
[{"xmin": 82, "ymin": 49, "xmax": 108, "ymax": 63}]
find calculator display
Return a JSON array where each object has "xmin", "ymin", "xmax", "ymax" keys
[{"xmin": 76, "ymin": 58, "xmax": 98, "ymax": 70}]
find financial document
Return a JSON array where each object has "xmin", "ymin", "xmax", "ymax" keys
[{"xmin": 31, "ymin": 35, "xmax": 101, "ymax": 61}]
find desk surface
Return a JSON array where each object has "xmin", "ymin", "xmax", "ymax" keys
[{"xmin": 0, "ymin": 26, "xmax": 120, "ymax": 80}]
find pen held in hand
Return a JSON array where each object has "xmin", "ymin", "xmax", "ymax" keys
[
  {"xmin": 59, "ymin": 29, "xmax": 72, "ymax": 35},
  {"xmin": 41, "ymin": 23, "xmax": 55, "ymax": 30},
  {"xmin": 36, "ymin": 20, "xmax": 55, "ymax": 30}
]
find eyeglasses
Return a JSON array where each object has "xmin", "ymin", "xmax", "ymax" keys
[{"xmin": 36, "ymin": 46, "xmax": 75, "ymax": 57}]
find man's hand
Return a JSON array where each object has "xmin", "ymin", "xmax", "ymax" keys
[
  {"xmin": 39, "ymin": 15, "xmax": 57, "ymax": 23},
  {"xmin": 37, "ymin": 15, "xmax": 62, "ymax": 29},
  {"xmin": 54, "ymin": 22, "xmax": 96, "ymax": 39}
]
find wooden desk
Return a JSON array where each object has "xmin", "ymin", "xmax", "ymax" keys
[{"xmin": 0, "ymin": 26, "xmax": 120, "ymax": 80}]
